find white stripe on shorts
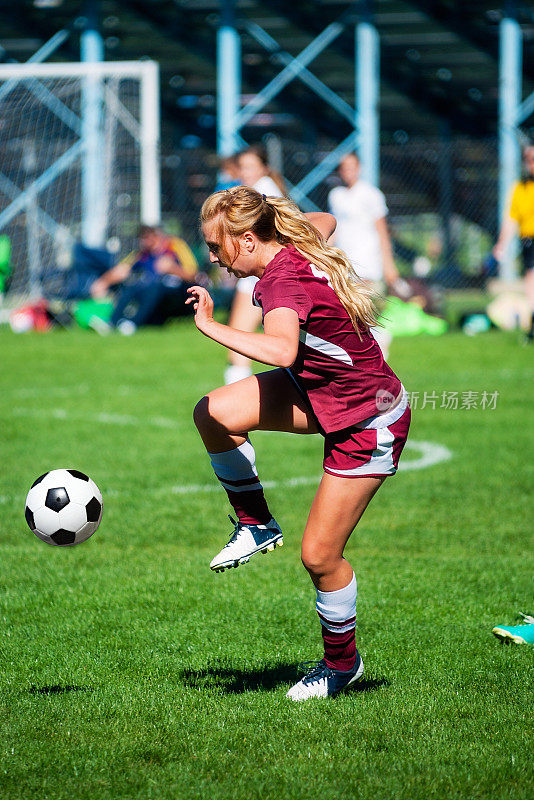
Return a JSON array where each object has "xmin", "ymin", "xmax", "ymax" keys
[{"xmin": 325, "ymin": 426, "xmax": 396, "ymax": 477}]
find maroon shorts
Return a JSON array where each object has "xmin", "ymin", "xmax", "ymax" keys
[{"xmin": 323, "ymin": 399, "xmax": 411, "ymax": 478}]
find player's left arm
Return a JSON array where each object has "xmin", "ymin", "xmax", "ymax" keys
[
  {"xmin": 186, "ymin": 286, "xmax": 299, "ymax": 368},
  {"xmin": 305, "ymin": 212, "xmax": 337, "ymax": 241}
]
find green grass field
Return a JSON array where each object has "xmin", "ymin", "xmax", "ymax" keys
[{"xmin": 1, "ymin": 322, "xmax": 533, "ymax": 800}]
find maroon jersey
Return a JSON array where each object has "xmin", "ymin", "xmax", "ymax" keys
[{"xmin": 253, "ymin": 245, "xmax": 402, "ymax": 433}]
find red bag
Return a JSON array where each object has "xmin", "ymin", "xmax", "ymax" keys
[{"xmin": 10, "ymin": 300, "xmax": 52, "ymax": 333}]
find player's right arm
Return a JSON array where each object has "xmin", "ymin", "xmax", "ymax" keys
[
  {"xmin": 186, "ymin": 286, "xmax": 299, "ymax": 368},
  {"xmin": 154, "ymin": 253, "xmax": 188, "ymax": 279},
  {"xmin": 493, "ymin": 216, "xmax": 518, "ymax": 262}
]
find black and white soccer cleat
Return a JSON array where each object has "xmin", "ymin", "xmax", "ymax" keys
[
  {"xmin": 286, "ymin": 657, "xmax": 364, "ymax": 702},
  {"xmin": 210, "ymin": 516, "xmax": 283, "ymax": 572}
]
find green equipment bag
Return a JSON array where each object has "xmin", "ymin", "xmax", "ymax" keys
[
  {"xmin": 73, "ymin": 298, "xmax": 114, "ymax": 329},
  {"xmin": 378, "ymin": 296, "xmax": 448, "ymax": 337},
  {"xmin": 0, "ymin": 235, "xmax": 11, "ymax": 294}
]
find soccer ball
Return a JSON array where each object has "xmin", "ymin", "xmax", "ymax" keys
[{"xmin": 25, "ymin": 469, "xmax": 103, "ymax": 547}]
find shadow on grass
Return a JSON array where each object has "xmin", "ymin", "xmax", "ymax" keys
[
  {"xmin": 177, "ymin": 662, "xmax": 390, "ymax": 695},
  {"xmin": 28, "ymin": 685, "xmax": 93, "ymax": 695}
]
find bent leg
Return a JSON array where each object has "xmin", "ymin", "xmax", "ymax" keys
[
  {"xmin": 194, "ymin": 369, "xmax": 318, "ymax": 531},
  {"xmin": 130, "ymin": 281, "xmax": 167, "ymax": 327},
  {"xmin": 193, "ymin": 367, "xmax": 318, "ymax": 453},
  {"xmin": 111, "ymin": 284, "xmax": 140, "ymax": 326}
]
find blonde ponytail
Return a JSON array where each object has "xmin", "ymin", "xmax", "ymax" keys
[
  {"xmin": 266, "ymin": 196, "xmax": 377, "ymax": 333},
  {"xmin": 201, "ymin": 186, "xmax": 378, "ymax": 334}
]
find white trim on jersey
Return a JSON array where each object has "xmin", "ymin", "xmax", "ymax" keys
[
  {"xmin": 299, "ymin": 330, "xmax": 353, "ymax": 366},
  {"xmin": 310, "ymin": 263, "xmax": 334, "ymax": 288},
  {"xmin": 236, "ymin": 275, "xmax": 259, "ymax": 295}
]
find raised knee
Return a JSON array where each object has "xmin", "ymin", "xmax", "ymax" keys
[
  {"xmin": 193, "ymin": 395, "xmax": 213, "ymax": 431},
  {"xmin": 194, "ymin": 392, "xmax": 230, "ymax": 433},
  {"xmin": 301, "ymin": 544, "xmax": 335, "ymax": 579}
]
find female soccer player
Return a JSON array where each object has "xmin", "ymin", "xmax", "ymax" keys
[{"xmin": 186, "ymin": 186, "xmax": 411, "ymax": 701}]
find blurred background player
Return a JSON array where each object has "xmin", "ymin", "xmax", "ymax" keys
[
  {"xmin": 493, "ymin": 144, "xmax": 534, "ymax": 343},
  {"xmin": 328, "ymin": 152, "xmax": 411, "ymax": 357},
  {"xmin": 215, "ymin": 155, "xmax": 241, "ymax": 192},
  {"xmin": 89, "ymin": 225, "xmax": 198, "ymax": 334},
  {"xmin": 223, "ymin": 145, "xmax": 286, "ymax": 385}
]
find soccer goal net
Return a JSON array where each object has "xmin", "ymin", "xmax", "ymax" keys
[{"xmin": 0, "ymin": 60, "xmax": 160, "ymax": 303}]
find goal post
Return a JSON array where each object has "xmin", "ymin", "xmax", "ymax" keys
[{"xmin": 0, "ymin": 60, "xmax": 160, "ymax": 302}]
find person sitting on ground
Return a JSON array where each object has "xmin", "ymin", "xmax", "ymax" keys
[{"xmin": 90, "ymin": 225, "xmax": 199, "ymax": 334}]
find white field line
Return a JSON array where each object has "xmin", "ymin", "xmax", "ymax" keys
[
  {"xmin": 4, "ymin": 382, "xmax": 206, "ymax": 400},
  {"xmin": 7, "ymin": 406, "xmax": 295, "ymax": 431},
  {"xmin": 140, "ymin": 441, "xmax": 452, "ymax": 498},
  {"xmin": 7, "ymin": 384, "xmax": 90, "ymax": 399},
  {"xmin": 9, "ymin": 406, "xmax": 182, "ymax": 430},
  {"xmin": 6, "ymin": 406, "xmax": 453, "ymax": 466},
  {"xmin": 0, "ymin": 441, "xmax": 452, "ymax": 506}
]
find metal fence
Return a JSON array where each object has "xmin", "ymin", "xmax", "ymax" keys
[
  {"xmin": 0, "ymin": 131, "xmax": 504, "ymax": 304},
  {"xmin": 161, "ymin": 135, "xmax": 501, "ymax": 291}
]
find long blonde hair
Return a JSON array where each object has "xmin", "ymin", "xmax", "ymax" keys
[{"xmin": 201, "ymin": 186, "xmax": 377, "ymax": 333}]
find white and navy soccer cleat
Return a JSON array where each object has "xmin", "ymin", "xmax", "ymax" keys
[
  {"xmin": 210, "ymin": 516, "xmax": 283, "ymax": 572},
  {"xmin": 286, "ymin": 657, "xmax": 364, "ymax": 702}
]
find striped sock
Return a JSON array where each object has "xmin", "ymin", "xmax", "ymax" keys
[
  {"xmin": 208, "ymin": 439, "xmax": 272, "ymax": 525},
  {"xmin": 316, "ymin": 574, "xmax": 358, "ymax": 671}
]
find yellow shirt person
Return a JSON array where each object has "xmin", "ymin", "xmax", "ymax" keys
[
  {"xmin": 493, "ymin": 145, "xmax": 534, "ymax": 341},
  {"xmin": 509, "ymin": 181, "xmax": 534, "ymax": 238},
  {"xmin": 494, "ymin": 146, "xmax": 534, "ymax": 273}
]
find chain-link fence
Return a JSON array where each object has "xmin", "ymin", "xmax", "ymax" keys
[
  {"xmin": 161, "ymin": 135, "xmax": 501, "ymax": 292},
  {"xmin": 0, "ymin": 130, "xmax": 505, "ymax": 309},
  {"xmin": 382, "ymin": 136, "xmax": 498, "ymax": 290}
]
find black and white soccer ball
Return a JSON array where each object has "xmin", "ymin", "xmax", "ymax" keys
[{"xmin": 25, "ymin": 469, "xmax": 103, "ymax": 547}]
